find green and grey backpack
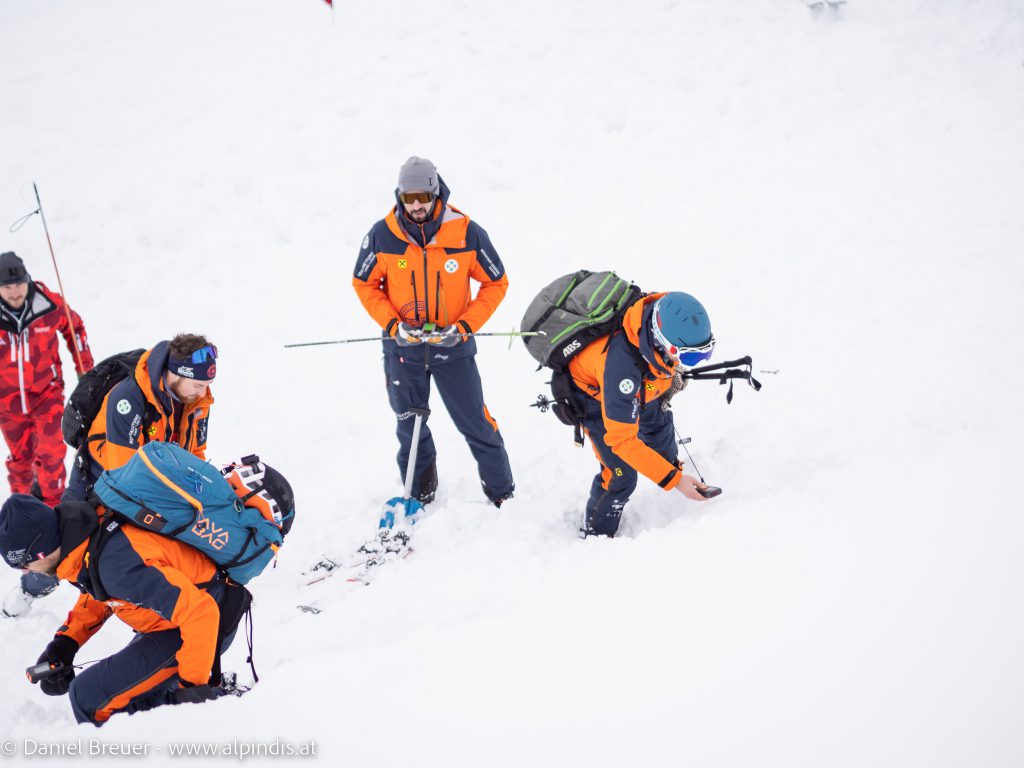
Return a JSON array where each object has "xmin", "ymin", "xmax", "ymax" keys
[{"xmin": 521, "ymin": 270, "xmax": 643, "ymax": 370}]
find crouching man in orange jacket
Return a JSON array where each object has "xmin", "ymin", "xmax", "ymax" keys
[{"xmin": 0, "ymin": 464, "xmax": 293, "ymax": 726}]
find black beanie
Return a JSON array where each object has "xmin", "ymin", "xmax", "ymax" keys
[
  {"xmin": 0, "ymin": 495, "xmax": 60, "ymax": 568},
  {"xmin": 0, "ymin": 252, "xmax": 30, "ymax": 287}
]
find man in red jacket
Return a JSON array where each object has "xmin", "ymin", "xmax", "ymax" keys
[{"xmin": 0, "ymin": 251, "xmax": 93, "ymax": 617}]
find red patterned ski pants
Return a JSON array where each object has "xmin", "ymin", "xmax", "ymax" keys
[{"xmin": 0, "ymin": 388, "xmax": 67, "ymax": 506}]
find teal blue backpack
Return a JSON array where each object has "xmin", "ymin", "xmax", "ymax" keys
[{"xmin": 92, "ymin": 442, "xmax": 295, "ymax": 585}]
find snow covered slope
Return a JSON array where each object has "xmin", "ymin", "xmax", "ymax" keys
[{"xmin": 1, "ymin": 0, "xmax": 1023, "ymax": 765}]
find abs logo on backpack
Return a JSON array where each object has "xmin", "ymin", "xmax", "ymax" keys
[{"xmin": 561, "ymin": 339, "xmax": 581, "ymax": 358}]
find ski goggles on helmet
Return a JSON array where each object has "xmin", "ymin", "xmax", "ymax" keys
[
  {"xmin": 651, "ymin": 322, "xmax": 716, "ymax": 367},
  {"xmin": 399, "ymin": 191, "xmax": 435, "ymax": 205},
  {"xmin": 168, "ymin": 344, "xmax": 217, "ymax": 381}
]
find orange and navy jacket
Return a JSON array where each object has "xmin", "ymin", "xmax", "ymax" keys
[
  {"xmin": 53, "ymin": 501, "xmax": 221, "ymax": 688},
  {"xmin": 352, "ymin": 176, "xmax": 509, "ymax": 363},
  {"xmin": 569, "ymin": 294, "xmax": 684, "ymax": 491},
  {"xmin": 0, "ymin": 281, "xmax": 93, "ymax": 415},
  {"xmin": 83, "ymin": 341, "xmax": 213, "ymax": 483}
]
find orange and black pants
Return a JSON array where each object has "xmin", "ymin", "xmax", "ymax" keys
[
  {"xmin": 582, "ymin": 396, "xmax": 678, "ymax": 536},
  {"xmin": 68, "ymin": 583, "xmax": 236, "ymax": 726},
  {"xmin": 383, "ymin": 350, "xmax": 513, "ymax": 503}
]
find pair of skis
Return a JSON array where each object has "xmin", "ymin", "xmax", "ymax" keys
[
  {"xmin": 298, "ymin": 409, "xmax": 429, "ymax": 614},
  {"xmin": 297, "ymin": 527, "xmax": 415, "ymax": 613}
]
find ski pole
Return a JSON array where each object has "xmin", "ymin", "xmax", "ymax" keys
[
  {"xmin": 285, "ymin": 329, "xmax": 544, "ymax": 349},
  {"xmin": 8, "ymin": 184, "xmax": 87, "ymax": 375}
]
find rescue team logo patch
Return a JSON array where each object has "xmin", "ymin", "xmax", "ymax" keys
[
  {"xmin": 444, "ymin": 259, "xmax": 459, "ymax": 274},
  {"xmin": 116, "ymin": 399, "xmax": 132, "ymax": 415},
  {"xmin": 362, "ymin": 234, "xmax": 370, "ymax": 250},
  {"xmin": 399, "ymin": 300, "xmax": 428, "ymax": 323},
  {"xmin": 619, "ymin": 379, "xmax": 635, "ymax": 395},
  {"xmin": 398, "ymin": 259, "xmax": 408, "ymax": 268}
]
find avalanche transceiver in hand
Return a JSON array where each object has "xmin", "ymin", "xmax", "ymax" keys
[{"xmin": 26, "ymin": 660, "xmax": 66, "ymax": 684}]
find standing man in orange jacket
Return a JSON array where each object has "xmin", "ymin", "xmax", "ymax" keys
[
  {"xmin": 7, "ymin": 334, "xmax": 215, "ymax": 619},
  {"xmin": 352, "ymin": 157, "xmax": 515, "ymax": 506}
]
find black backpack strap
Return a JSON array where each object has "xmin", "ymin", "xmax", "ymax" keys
[
  {"xmin": 549, "ymin": 371, "xmax": 586, "ymax": 447},
  {"xmin": 84, "ymin": 511, "xmax": 121, "ymax": 603},
  {"xmin": 207, "ymin": 580, "xmax": 255, "ymax": 686}
]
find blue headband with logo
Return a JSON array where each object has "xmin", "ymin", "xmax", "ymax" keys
[{"xmin": 167, "ymin": 344, "xmax": 217, "ymax": 381}]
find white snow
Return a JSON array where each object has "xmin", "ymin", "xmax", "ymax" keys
[{"xmin": 1, "ymin": 0, "xmax": 1023, "ymax": 765}]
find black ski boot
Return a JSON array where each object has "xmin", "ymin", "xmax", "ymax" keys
[{"xmin": 415, "ymin": 459, "xmax": 438, "ymax": 504}]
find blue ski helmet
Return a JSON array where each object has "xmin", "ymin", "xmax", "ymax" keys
[{"xmin": 651, "ymin": 292, "xmax": 715, "ymax": 367}]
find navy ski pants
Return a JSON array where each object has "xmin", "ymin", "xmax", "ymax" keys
[
  {"xmin": 581, "ymin": 396, "xmax": 678, "ymax": 536},
  {"xmin": 384, "ymin": 354, "xmax": 514, "ymax": 502},
  {"xmin": 68, "ymin": 583, "xmax": 236, "ymax": 726}
]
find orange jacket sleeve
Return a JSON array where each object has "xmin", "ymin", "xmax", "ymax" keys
[
  {"xmin": 457, "ymin": 265, "xmax": 508, "ymax": 334},
  {"xmin": 352, "ymin": 241, "xmax": 402, "ymax": 332},
  {"xmin": 91, "ymin": 379, "xmax": 155, "ymax": 471},
  {"xmin": 56, "ymin": 593, "xmax": 113, "ymax": 647},
  {"xmin": 596, "ymin": 344, "xmax": 682, "ymax": 491},
  {"xmin": 455, "ymin": 221, "xmax": 508, "ymax": 333},
  {"xmin": 602, "ymin": 411, "xmax": 682, "ymax": 490}
]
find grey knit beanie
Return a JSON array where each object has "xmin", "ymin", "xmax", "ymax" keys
[{"xmin": 397, "ymin": 157, "xmax": 439, "ymax": 194}]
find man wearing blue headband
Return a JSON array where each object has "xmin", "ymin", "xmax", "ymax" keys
[
  {"xmin": 7, "ymin": 334, "xmax": 217, "ymax": 618},
  {"xmin": 566, "ymin": 292, "xmax": 716, "ymax": 537},
  {"xmin": 66, "ymin": 334, "xmax": 216, "ymax": 499}
]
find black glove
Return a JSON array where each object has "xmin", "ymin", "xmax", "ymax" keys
[
  {"xmin": 36, "ymin": 635, "xmax": 79, "ymax": 697},
  {"xmin": 172, "ymin": 681, "xmax": 221, "ymax": 705}
]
